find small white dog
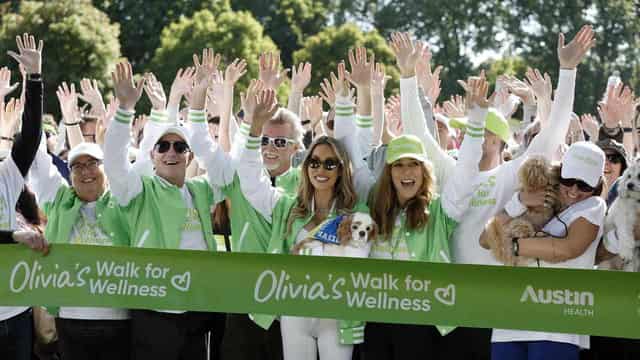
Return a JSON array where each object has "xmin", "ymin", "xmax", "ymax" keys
[
  {"xmin": 292, "ymin": 212, "xmax": 377, "ymax": 258},
  {"xmin": 604, "ymin": 161, "xmax": 640, "ymax": 271}
]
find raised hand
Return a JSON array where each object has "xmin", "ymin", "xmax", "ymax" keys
[
  {"xmin": 524, "ymin": 68, "xmax": 552, "ymax": 104},
  {"xmin": 7, "ymin": 33, "xmax": 43, "ymax": 75},
  {"xmin": 224, "ymin": 58, "xmax": 248, "ymax": 85},
  {"xmin": 346, "ymin": 47, "xmax": 374, "ymax": 89},
  {"xmin": 56, "ymin": 82, "xmax": 80, "ymax": 124},
  {"xmin": 303, "ymin": 96, "xmax": 323, "ymax": 131},
  {"xmin": 580, "ymin": 114, "xmax": 599, "ymax": 140},
  {"xmin": 111, "ymin": 61, "xmax": 145, "ymax": 111},
  {"xmin": 290, "ymin": 62, "xmax": 312, "ymax": 93},
  {"xmin": 389, "ymin": 32, "xmax": 425, "ymax": 78},
  {"xmin": 168, "ymin": 67, "xmax": 195, "ymax": 108},
  {"xmin": 143, "ymin": 73, "xmax": 167, "ymax": 111},
  {"xmin": 415, "ymin": 46, "xmax": 442, "ymax": 103},
  {"xmin": 193, "ymin": 48, "xmax": 220, "ymax": 90},
  {"xmin": 503, "ymin": 75, "xmax": 534, "ymax": 106},
  {"xmin": 464, "ymin": 71, "xmax": 494, "ymax": 109},
  {"xmin": 319, "ymin": 62, "xmax": 352, "ymax": 107},
  {"xmin": 442, "ymin": 95, "xmax": 466, "ymax": 119},
  {"xmin": 385, "ymin": 95, "xmax": 402, "ymax": 136},
  {"xmin": 0, "ymin": 98, "xmax": 23, "ymax": 137},
  {"xmin": 259, "ymin": 52, "xmax": 288, "ymax": 90},
  {"xmin": 240, "ymin": 79, "xmax": 266, "ymax": 123},
  {"xmin": 599, "ymin": 83, "xmax": 636, "ymax": 128},
  {"xmin": 0, "ymin": 67, "xmax": 19, "ymax": 100},
  {"xmin": 96, "ymin": 96, "xmax": 119, "ymax": 145},
  {"xmin": 78, "ymin": 78, "xmax": 106, "ymax": 117},
  {"xmin": 558, "ymin": 25, "xmax": 596, "ymax": 70}
]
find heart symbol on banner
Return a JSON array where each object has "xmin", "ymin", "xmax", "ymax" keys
[
  {"xmin": 434, "ymin": 284, "xmax": 456, "ymax": 306},
  {"xmin": 170, "ymin": 271, "xmax": 191, "ymax": 292}
]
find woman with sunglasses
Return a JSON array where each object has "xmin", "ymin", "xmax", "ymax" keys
[
  {"xmin": 483, "ymin": 141, "xmax": 606, "ymax": 360},
  {"xmin": 235, "ymin": 85, "xmax": 367, "ymax": 360}
]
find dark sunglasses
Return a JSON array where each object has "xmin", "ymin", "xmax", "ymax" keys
[
  {"xmin": 261, "ymin": 136, "xmax": 294, "ymax": 148},
  {"xmin": 605, "ymin": 154, "xmax": 623, "ymax": 164},
  {"xmin": 308, "ymin": 158, "xmax": 341, "ymax": 171},
  {"xmin": 559, "ymin": 177, "xmax": 594, "ymax": 193},
  {"xmin": 155, "ymin": 140, "xmax": 190, "ymax": 154}
]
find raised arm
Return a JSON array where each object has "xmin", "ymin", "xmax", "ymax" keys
[
  {"xmin": 103, "ymin": 61, "xmax": 145, "ymax": 206},
  {"xmin": 7, "ymin": 33, "xmax": 43, "ymax": 177},
  {"xmin": 288, "ymin": 62, "xmax": 311, "ymax": 117},
  {"xmin": 219, "ymin": 59, "xmax": 247, "ymax": 153},
  {"xmin": 239, "ymin": 83, "xmax": 282, "ymax": 220},
  {"xmin": 188, "ymin": 49, "xmax": 235, "ymax": 188},
  {"xmin": 28, "ymin": 132, "xmax": 66, "ymax": 208},
  {"xmin": 525, "ymin": 25, "xmax": 595, "ymax": 159},
  {"xmin": 370, "ymin": 62, "xmax": 389, "ymax": 147},
  {"xmin": 56, "ymin": 82, "xmax": 84, "ymax": 148},
  {"xmin": 441, "ymin": 75, "xmax": 491, "ymax": 220}
]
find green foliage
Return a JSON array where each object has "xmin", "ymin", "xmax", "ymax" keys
[
  {"xmin": 480, "ymin": 56, "xmax": 528, "ymax": 85},
  {"xmin": 150, "ymin": 8, "xmax": 279, "ymax": 107},
  {"xmin": 231, "ymin": 0, "xmax": 330, "ymax": 66},
  {"xmin": 94, "ymin": 0, "xmax": 231, "ymax": 72},
  {"xmin": 0, "ymin": 0, "xmax": 121, "ymax": 116},
  {"xmin": 293, "ymin": 23, "xmax": 400, "ymax": 99}
]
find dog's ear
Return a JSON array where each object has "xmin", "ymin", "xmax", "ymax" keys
[
  {"xmin": 337, "ymin": 215, "xmax": 353, "ymax": 246},
  {"xmin": 369, "ymin": 222, "xmax": 378, "ymax": 241}
]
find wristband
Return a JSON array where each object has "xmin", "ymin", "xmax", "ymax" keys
[
  {"xmin": 623, "ymin": 127, "xmax": 633, "ymax": 133},
  {"xmin": 512, "ymin": 238, "xmax": 520, "ymax": 257},
  {"xmin": 64, "ymin": 122, "xmax": 81, "ymax": 126},
  {"xmin": 603, "ymin": 125, "xmax": 621, "ymax": 136},
  {"xmin": 27, "ymin": 73, "xmax": 41, "ymax": 81},
  {"xmin": 0, "ymin": 136, "xmax": 14, "ymax": 142},
  {"xmin": 504, "ymin": 192, "xmax": 527, "ymax": 218}
]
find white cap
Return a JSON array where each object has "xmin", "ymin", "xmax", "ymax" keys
[
  {"xmin": 561, "ymin": 141, "xmax": 605, "ymax": 187},
  {"xmin": 68, "ymin": 142, "xmax": 104, "ymax": 166},
  {"xmin": 154, "ymin": 125, "xmax": 192, "ymax": 147}
]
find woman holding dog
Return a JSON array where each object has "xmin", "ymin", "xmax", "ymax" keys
[
  {"xmin": 236, "ymin": 78, "xmax": 369, "ymax": 359},
  {"xmin": 485, "ymin": 141, "xmax": 606, "ymax": 360}
]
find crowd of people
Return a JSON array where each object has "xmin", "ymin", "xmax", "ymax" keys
[{"xmin": 0, "ymin": 24, "xmax": 638, "ymax": 360}]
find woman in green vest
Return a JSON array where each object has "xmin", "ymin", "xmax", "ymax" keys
[{"xmin": 236, "ymin": 85, "xmax": 366, "ymax": 360}]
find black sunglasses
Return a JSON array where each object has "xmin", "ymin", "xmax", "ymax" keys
[
  {"xmin": 559, "ymin": 177, "xmax": 594, "ymax": 193},
  {"xmin": 308, "ymin": 158, "xmax": 341, "ymax": 171},
  {"xmin": 261, "ymin": 136, "xmax": 294, "ymax": 149},
  {"xmin": 155, "ymin": 140, "xmax": 190, "ymax": 154},
  {"xmin": 605, "ymin": 153, "xmax": 623, "ymax": 164}
]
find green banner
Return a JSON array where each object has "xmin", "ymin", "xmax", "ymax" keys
[{"xmin": 0, "ymin": 244, "xmax": 639, "ymax": 338}]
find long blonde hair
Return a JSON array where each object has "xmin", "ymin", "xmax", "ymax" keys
[
  {"xmin": 285, "ymin": 136, "xmax": 357, "ymax": 236},
  {"xmin": 370, "ymin": 160, "xmax": 435, "ymax": 241}
]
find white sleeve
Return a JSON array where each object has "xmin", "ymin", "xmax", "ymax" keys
[
  {"xmin": 355, "ymin": 115, "xmax": 373, "ymax": 162},
  {"xmin": 188, "ymin": 109, "xmax": 235, "ymax": 187},
  {"xmin": 524, "ymin": 69, "xmax": 576, "ymax": 159},
  {"xmin": 236, "ymin": 135, "xmax": 282, "ymax": 221},
  {"xmin": 441, "ymin": 106, "xmax": 486, "ymax": 221},
  {"xmin": 28, "ymin": 133, "xmax": 66, "ymax": 206},
  {"xmin": 103, "ymin": 108, "xmax": 143, "ymax": 206},
  {"xmin": 334, "ymin": 98, "xmax": 375, "ymax": 201},
  {"xmin": 400, "ymin": 77, "xmax": 455, "ymax": 189}
]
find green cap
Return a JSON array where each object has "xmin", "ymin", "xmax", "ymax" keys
[
  {"xmin": 449, "ymin": 108, "xmax": 511, "ymax": 143},
  {"xmin": 385, "ymin": 135, "xmax": 426, "ymax": 164}
]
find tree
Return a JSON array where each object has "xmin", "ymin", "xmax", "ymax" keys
[
  {"xmin": 479, "ymin": 56, "xmax": 529, "ymax": 85},
  {"xmin": 231, "ymin": 0, "xmax": 330, "ymax": 66},
  {"xmin": 0, "ymin": 0, "xmax": 121, "ymax": 116},
  {"xmin": 94, "ymin": 0, "xmax": 231, "ymax": 72},
  {"xmin": 150, "ymin": 8, "xmax": 279, "ymax": 104},
  {"xmin": 501, "ymin": 0, "xmax": 640, "ymax": 114},
  {"xmin": 293, "ymin": 23, "xmax": 400, "ymax": 99}
]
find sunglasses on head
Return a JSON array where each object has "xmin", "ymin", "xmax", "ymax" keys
[
  {"xmin": 155, "ymin": 140, "xmax": 190, "ymax": 154},
  {"xmin": 308, "ymin": 157, "xmax": 341, "ymax": 171},
  {"xmin": 559, "ymin": 177, "xmax": 594, "ymax": 193},
  {"xmin": 261, "ymin": 136, "xmax": 294, "ymax": 149},
  {"xmin": 605, "ymin": 153, "xmax": 623, "ymax": 164}
]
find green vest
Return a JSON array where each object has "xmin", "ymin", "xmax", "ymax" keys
[
  {"xmin": 125, "ymin": 175, "xmax": 219, "ymax": 250},
  {"xmin": 275, "ymin": 167, "xmax": 301, "ymax": 195},
  {"xmin": 42, "ymin": 186, "xmax": 129, "ymax": 247},
  {"xmin": 252, "ymin": 194, "xmax": 368, "ymax": 344}
]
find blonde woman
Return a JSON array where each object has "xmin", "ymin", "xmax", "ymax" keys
[{"xmin": 236, "ymin": 86, "xmax": 367, "ymax": 359}]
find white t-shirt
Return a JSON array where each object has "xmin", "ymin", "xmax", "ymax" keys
[
  {"xmin": 0, "ymin": 157, "xmax": 29, "ymax": 321},
  {"xmin": 452, "ymin": 163, "xmax": 521, "ymax": 266},
  {"xmin": 491, "ymin": 196, "xmax": 606, "ymax": 349},
  {"xmin": 157, "ymin": 185, "xmax": 207, "ymax": 314},
  {"xmin": 59, "ymin": 202, "xmax": 129, "ymax": 320},
  {"xmin": 370, "ymin": 215, "xmax": 410, "ymax": 261}
]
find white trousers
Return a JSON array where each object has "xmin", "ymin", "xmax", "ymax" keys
[{"xmin": 281, "ymin": 316, "xmax": 353, "ymax": 360}]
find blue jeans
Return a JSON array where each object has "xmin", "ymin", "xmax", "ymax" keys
[
  {"xmin": 0, "ymin": 308, "xmax": 33, "ymax": 360},
  {"xmin": 492, "ymin": 341, "xmax": 579, "ymax": 360}
]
